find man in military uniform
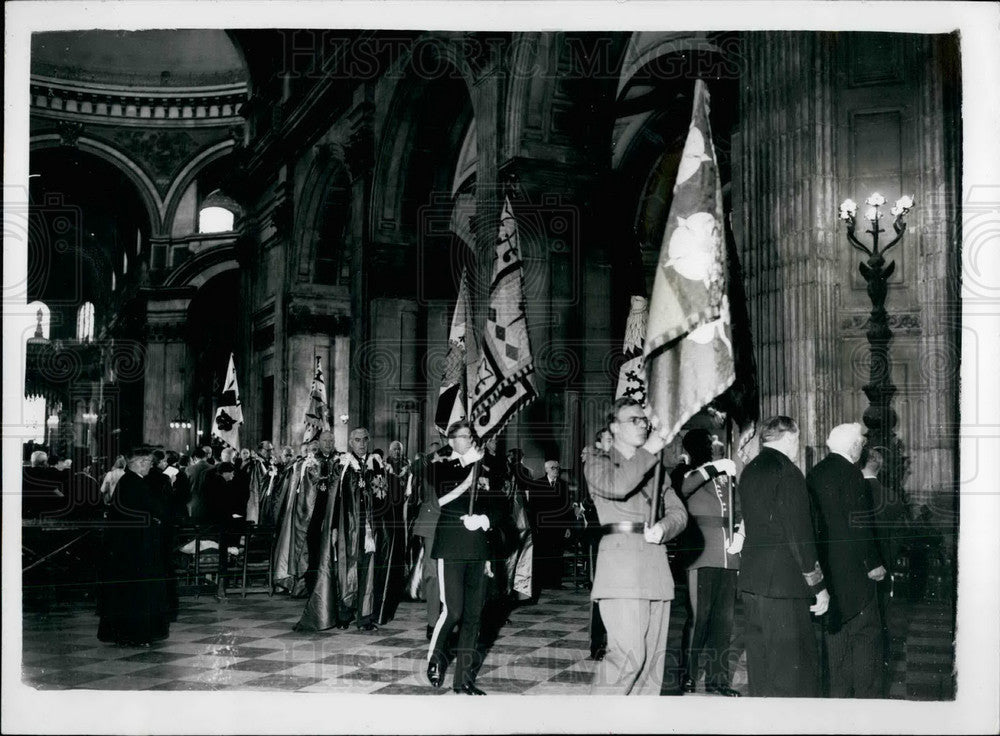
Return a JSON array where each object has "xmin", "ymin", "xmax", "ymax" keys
[
  {"xmin": 678, "ymin": 428, "xmax": 743, "ymax": 697},
  {"xmin": 584, "ymin": 397, "xmax": 689, "ymax": 695},
  {"xmin": 425, "ymin": 420, "xmax": 505, "ymax": 695}
]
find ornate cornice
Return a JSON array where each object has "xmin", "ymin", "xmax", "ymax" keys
[
  {"xmin": 31, "ymin": 76, "xmax": 248, "ymax": 128},
  {"xmin": 285, "ymin": 301, "xmax": 351, "ymax": 337}
]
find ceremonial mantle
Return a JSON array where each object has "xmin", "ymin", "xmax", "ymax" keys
[{"xmin": 273, "ymin": 457, "xmax": 324, "ymax": 597}]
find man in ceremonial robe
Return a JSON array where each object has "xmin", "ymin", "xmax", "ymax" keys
[
  {"xmin": 503, "ymin": 449, "xmax": 534, "ymax": 603},
  {"xmin": 297, "ymin": 427, "xmax": 394, "ymax": 631},
  {"xmin": 273, "ymin": 440, "xmax": 323, "ymax": 597},
  {"xmin": 261, "ymin": 445, "xmax": 295, "ymax": 528},
  {"xmin": 97, "ymin": 447, "xmax": 171, "ymax": 647}
]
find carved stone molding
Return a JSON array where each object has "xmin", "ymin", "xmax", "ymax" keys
[
  {"xmin": 31, "ymin": 77, "xmax": 248, "ymax": 128},
  {"xmin": 840, "ymin": 312, "xmax": 922, "ymax": 334},
  {"xmin": 56, "ymin": 120, "xmax": 84, "ymax": 147},
  {"xmin": 145, "ymin": 321, "xmax": 188, "ymax": 342},
  {"xmin": 286, "ymin": 302, "xmax": 351, "ymax": 336},
  {"xmin": 343, "ymin": 100, "xmax": 375, "ymax": 181}
]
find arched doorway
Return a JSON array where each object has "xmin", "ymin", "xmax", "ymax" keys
[
  {"xmin": 367, "ymin": 57, "xmax": 476, "ymax": 454},
  {"xmin": 186, "ymin": 270, "xmax": 240, "ymax": 446}
]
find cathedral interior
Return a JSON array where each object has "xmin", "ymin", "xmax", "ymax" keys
[{"xmin": 14, "ymin": 27, "xmax": 963, "ymax": 708}]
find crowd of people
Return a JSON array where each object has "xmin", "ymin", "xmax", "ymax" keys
[{"xmin": 22, "ymin": 399, "xmax": 908, "ymax": 698}]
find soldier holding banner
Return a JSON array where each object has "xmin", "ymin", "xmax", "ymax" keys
[{"xmin": 584, "ymin": 397, "xmax": 688, "ymax": 695}]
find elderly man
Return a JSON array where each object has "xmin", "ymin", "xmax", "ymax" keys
[
  {"xmin": 807, "ymin": 423, "xmax": 886, "ymax": 698},
  {"xmin": 584, "ymin": 397, "xmax": 689, "ymax": 695},
  {"xmin": 297, "ymin": 427, "xmax": 394, "ymax": 631},
  {"xmin": 738, "ymin": 415, "xmax": 829, "ymax": 697}
]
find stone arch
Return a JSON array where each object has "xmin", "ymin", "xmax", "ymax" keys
[
  {"xmin": 162, "ymin": 140, "xmax": 239, "ymax": 234},
  {"xmin": 161, "ymin": 244, "xmax": 239, "ymax": 289},
  {"xmin": 503, "ymin": 32, "xmax": 628, "ymax": 161},
  {"xmin": 293, "ymin": 151, "xmax": 352, "ymax": 286},
  {"xmin": 30, "ymin": 134, "xmax": 163, "ymax": 236},
  {"xmin": 371, "ymin": 36, "xmax": 477, "ymax": 245}
]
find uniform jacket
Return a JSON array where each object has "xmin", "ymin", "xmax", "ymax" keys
[
  {"xmin": 681, "ymin": 463, "xmax": 741, "ymax": 570},
  {"xmin": 807, "ymin": 453, "xmax": 881, "ymax": 627},
  {"xmin": 737, "ymin": 447, "xmax": 826, "ymax": 600},
  {"xmin": 411, "ymin": 453, "xmax": 441, "ymax": 542},
  {"xmin": 583, "ymin": 446, "xmax": 688, "ymax": 601},
  {"xmin": 428, "ymin": 447, "xmax": 505, "ymax": 561}
]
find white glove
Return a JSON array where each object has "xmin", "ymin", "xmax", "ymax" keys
[
  {"xmin": 726, "ymin": 532, "xmax": 745, "ymax": 555},
  {"xmin": 364, "ymin": 524, "xmax": 376, "ymax": 553},
  {"xmin": 867, "ymin": 565, "xmax": 887, "ymax": 582},
  {"xmin": 461, "ymin": 514, "xmax": 490, "ymax": 531},
  {"xmin": 712, "ymin": 459, "xmax": 737, "ymax": 476},
  {"xmin": 484, "ymin": 561, "xmax": 494, "ymax": 578},
  {"xmin": 643, "ymin": 522, "xmax": 665, "ymax": 544}
]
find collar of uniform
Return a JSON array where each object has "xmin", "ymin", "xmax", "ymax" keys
[{"xmin": 455, "ymin": 447, "xmax": 482, "ymax": 467}]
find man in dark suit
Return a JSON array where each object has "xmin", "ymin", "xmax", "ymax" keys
[
  {"xmin": 584, "ymin": 397, "xmax": 689, "ymax": 695},
  {"xmin": 203, "ymin": 461, "xmax": 242, "ymax": 600},
  {"xmin": 860, "ymin": 444, "xmax": 906, "ymax": 696},
  {"xmin": 807, "ymin": 423, "xmax": 886, "ymax": 698},
  {"xmin": 185, "ymin": 447, "xmax": 211, "ymax": 519},
  {"xmin": 530, "ymin": 459, "xmax": 574, "ymax": 590},
  {"xmin": 738, "ymin": 415, "xmax": 830, "ymax": 697}
]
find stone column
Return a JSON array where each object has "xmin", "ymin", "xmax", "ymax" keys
[
  {"xmin": 735, "ymin": 32, "xmax": 840, "ymax": 466},
  {"xmin": 914, "ymin": 34, "xmax": 960, "ymax": 510},
  {"xmin": 344, "ymin": 86, "xmax": 375, "ymax": 429},
  {"xmin": 143, "ymin": 292, "xmax": 194, "ymax": 450}
]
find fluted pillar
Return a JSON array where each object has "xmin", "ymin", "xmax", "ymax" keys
[{"xmin": 735, "ymin": 32, "xmax": 840, "ymax": 465}]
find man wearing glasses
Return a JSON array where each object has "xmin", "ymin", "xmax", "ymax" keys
[
  {"xmin": 584, "ymin": 397, "xmax": 689, "ymax": 695},
  {"xmin": 425, "ymin": 419, "xmax": 505, "ymax": 695}
]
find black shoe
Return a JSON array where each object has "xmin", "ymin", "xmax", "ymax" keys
[
  {"xmin": 336, "ymin": 621, "xmax": 350, "ymax": 630},
  {"xmin": 426, "ymin": 625, "xmax": 434, "ymax": 641},
  {"xmin": 681, "ymin": 676, "xmax": 696, "ymax": 693},
  {"xmin": 589, "ymin": 646, "xmax": 606, "ymax": 661},
  {"xmin": 706, "ymin": 685, "xmax": 741, "ymax": 697},
  {"xmin": 359, "ymin": 621, "xmax": 379, "ymax": 632},
  {"xmin": 427, "ymin": 661, "xmax": 443, "ymax": 688},
  {"xmin": 453, "ymin": 683, "xmax": 486, "ymax": 695}
]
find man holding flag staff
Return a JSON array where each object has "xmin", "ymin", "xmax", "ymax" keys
[
  {"xmin": 584, "ymin": 397, "xmax": 688, "ymax": 695},
  {"xmin": 425, "ymin": 419, "xmax": 505, "ymax": 696}
]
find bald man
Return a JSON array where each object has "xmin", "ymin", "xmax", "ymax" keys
[{"xmin": 807, "ymin": 422, "xmax": 886, "ymax": 698}]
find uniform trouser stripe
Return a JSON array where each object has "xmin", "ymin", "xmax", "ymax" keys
[{"xmin": 426, "ymin": 557, "xmax": 449, "ymax": 661}]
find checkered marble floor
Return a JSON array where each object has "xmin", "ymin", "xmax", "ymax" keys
[{"xmin": 20, "ymin": 587, "xmax": 954, "ymax": 697}]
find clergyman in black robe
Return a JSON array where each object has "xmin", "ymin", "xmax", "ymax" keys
[{"xmin": 97, "ymin": 447, "xmax": 171, "ymax": 647}]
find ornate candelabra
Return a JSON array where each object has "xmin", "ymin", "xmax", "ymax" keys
[{"xmin": 838, "ymin": 192, "xmax": 914, "ymax": 452}]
